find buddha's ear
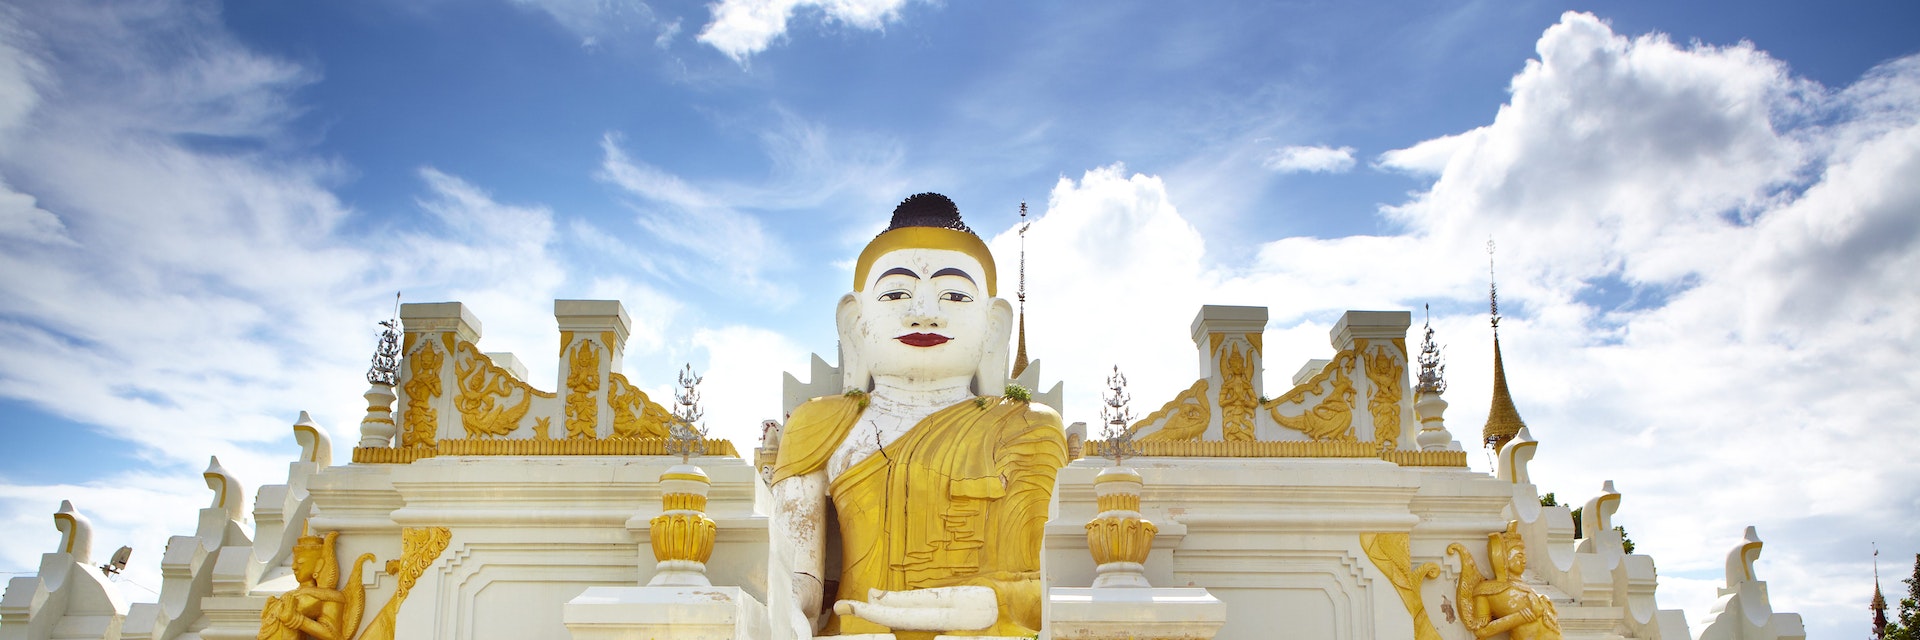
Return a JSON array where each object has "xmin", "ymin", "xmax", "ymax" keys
[
  {"xmin": 836, "ymin": 293, "xmax": 870, "ymax": 393},
  {"xmin": 976, "ymin": 297, "xmax": 1013, "ymax": 396}
]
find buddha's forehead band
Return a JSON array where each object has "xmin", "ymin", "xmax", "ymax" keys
[{"xmin": 853, "ymin": 226, "xmax": 997, "ymax": 297}]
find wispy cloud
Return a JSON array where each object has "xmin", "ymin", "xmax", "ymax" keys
[
  {"xmin": 696, "ymin": 0, "xmax": 914, "ymax": 64},
  {"xmin": 1262, "ymin": 144, "xmax": 1357, "ymax": 174}
]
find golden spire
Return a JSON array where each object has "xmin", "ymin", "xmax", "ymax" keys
[
  {"xmin": 1011, "ymin": 202, "xmax": 1031, "ymax": 379},
  {"xmin": 1483, "ymin": 240, "xmax": 1526, "ymax": 451}
]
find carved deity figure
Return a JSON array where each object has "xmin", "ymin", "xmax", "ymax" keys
[
  {"xmin": 769, "ymin": 194, "xmax": 1067, "ymax": 639},
  {"xmin": 259, "ymin": 531, "xmax": 372, "ymax": 640},
  {"xmin": 1448, "ymin": 521, "xmax": 1562, "ymax": 640}
]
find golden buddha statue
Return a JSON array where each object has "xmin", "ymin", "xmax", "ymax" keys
[
  {"xmin": 1448, "ymin": 521, "xmax": 1562, "ymax": 640},
  {"xmin": 769, "ymin": 193, "xmax": 1067, "ymax": 639},
  {"xmin": 258, "ymin": 530, "xmax": 373, "ymax": 640}
]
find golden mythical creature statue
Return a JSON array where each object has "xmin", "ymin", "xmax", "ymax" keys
[
  {"xmin": 259, "ymin": 531, "xmax": 372, "ymax": 640},
  {"xmin": 769, "ymin": 193, "xmax": 1066, "ymax": 639},
  {"xmin": 1448, "ymin": 521, "xmax": 1562, "ymax": 640}
]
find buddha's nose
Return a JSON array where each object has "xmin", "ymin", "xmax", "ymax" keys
[{"xmin": 905, "ymin": 297, "xmax": 941, "ymax": 328}]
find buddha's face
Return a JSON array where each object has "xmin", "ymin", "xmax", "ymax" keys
[{"xmin": 847, "ymin": 248, "xmax": 995, "ymax": 386}]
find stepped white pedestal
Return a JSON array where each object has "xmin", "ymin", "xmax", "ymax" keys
[
  {"xmin": 1048, "ymin": 587, "xmax": 1226, "ymax": 640},
  {"xmin": 563, "ymin": 586, "xmax": 768, "ymax": 640}
]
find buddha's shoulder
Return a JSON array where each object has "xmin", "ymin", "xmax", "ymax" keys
[
  {"xmin": 786, "ymin": 394, "xmax": 867, "ymax": 428},
  {"xmin": 993, "ymin": 397, "xmax": 1064, "ymax": 431}
]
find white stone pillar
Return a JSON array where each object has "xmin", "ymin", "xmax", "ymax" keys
[
  {"xmin": 1189, "ymin": 305, "xmax": 1267, "ymax": 441},
  {"xmin": 554, "ymin": 299, "xmax": 629, "ymax": 440},
  {"xmin": 396, "ymin": 302, "xmax": 481, "ymax": 446},
  {"xmin": 1330, "ymin": 310, "xmax": 1412, "ymax": 447}
]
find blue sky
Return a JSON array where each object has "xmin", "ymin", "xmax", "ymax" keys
[{"xmin": 2, "ymin": 1, "xmax": 1918, "ymax": 638}]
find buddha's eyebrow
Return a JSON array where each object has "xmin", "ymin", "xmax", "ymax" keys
[
  {"xmin": 878, "ymin": 267, "xmax": 919, "ymax": 281},
  {"xmin": 930, "ymin": 267, "xmax": 976, "ymax": 284}
]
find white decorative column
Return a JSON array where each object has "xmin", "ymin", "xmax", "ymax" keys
[
  {"xmin": 554, "ymin": 299, "xmax": 629, "ymax": 440},
  {"xmin": 1189, "ymin": 305, "xmax": 1267, "ymax": 441},
  {"xmin": 1050, "ymin": 465, "xmax": 1225, "ymax": 640},
  {"xmin": 563, "ymin": 464, "xmax": 766, "ymax": 640}
]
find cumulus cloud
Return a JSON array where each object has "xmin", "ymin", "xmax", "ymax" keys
[
  {"xmin": 697, "ymin": 0, "xmax": 912, "ymax": 64},
  {"xmin": 1262, "ymin": 144, "xmax": 1358, "ymax": 173},
  {"xmin": 986, "ymin": 13, "xmax": 1918, "ymax": 638}
]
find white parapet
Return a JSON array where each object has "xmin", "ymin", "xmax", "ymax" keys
[
  {"xmin": 563, "ymin": 586, "xmax": 768, "ymax": 640},
  {"xmin": 1048, "ymin": 587, "xmax": 1226, "ymax": 640}
]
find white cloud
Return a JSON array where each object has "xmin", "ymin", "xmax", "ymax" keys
[
  {"xmin": 1376, "ymin": 129, "xmax": 1476, "ymax": 175},
  {"xmin": 975, "ymin": 13, "xmax": 1919, "ymax": 638},
  {"xmin": 697, "ymin": 0, "xmax": 913, "ymax": 64},
  {"xmin": 1262, "ymin": 144, "xmax": 1357, "ymax": 174}
]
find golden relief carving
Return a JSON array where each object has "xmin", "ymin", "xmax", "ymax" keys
[
  {"xmin": 564, "ymin": 339, "xmax": 600, "ymax": 440},
  {"xmin": 1080, "ymin": 439, "xmax": 1378, "ymax": 458},
  {"xmin": 1131, "ymin": 379, "xmax": 1210, "ymax": 442},
  {"xmin": 1449, "ymin": 521, "xmax": 1562, "ymax": 640},
  {"xmin": 1360, "ymin": 532, "xmax": 1445, "ymax": 640},
  {"xmin": 1220, "ymin": 342, "xmax": 1257, "ymax": 441},
  {"xmin": 650, "ymin": 510, "xmax": 716, "ymax": 565},
  {"xmin": 452, "ymin": 341, "xmax": 547, "ymax": 438},
  {"xmin": 358, "ymin": 527, "xmax": 453, "ymax": 640},
  {"xmin": 351, "ymin": 437, "xmax": 741, "ymax": 462},
  {"xmin": 399, "ymin": 339, "xmax": 443, "ymax": 448},
  {"xmin": 258, "ymin": 531, "xmax": 373, "ymax": 640},
  {"xmin": 1086, "ymin": 516, "xmax": 1157, "ymax": 565},
  {"xmin": 1268, "ymin": 352, "xmax": 1358, "ymax": 441},
  {"xmin": 608, "ymin": 373, "xmax": 674, "ymax": 439},
  {"xmin": 1363, "ymin": 340, "xmax": 1406, "ymax": 451},
  {"xmin": 1381, "ymin": 450, "xmax": 1469, "ymax": 467},
  {"xmin": 1096, "ymin": 493, "xmax": 1140, "ymax": 513}
]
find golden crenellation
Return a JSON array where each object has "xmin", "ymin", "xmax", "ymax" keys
[{"xmin": 352, "ymin": 437, "xmax": 740, "ymax": 462}]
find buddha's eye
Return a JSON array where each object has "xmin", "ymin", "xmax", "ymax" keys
[
  {"xmin": 878, "ymin": 291, "xmax": 910, "ymax": 301},
  {"xmin": 940, "ymin": 291, "xmax": 973, "ymax": 303}
]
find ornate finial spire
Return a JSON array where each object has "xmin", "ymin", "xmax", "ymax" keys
[
  {"xmin": 1483, "ymin": 242, "xmax": 1526, "ymax": 451},
  {"xmin": 366, "ymin": 292, "xmax": 402, "ymax": 386},
  {"xmin": 1488, "ymin": 239, "xmax": 1500, "ymax": 333},
  {"xmin": 1095, "ymin": 365, "xmax": 1138, "ymax": 465},
  {"xmin": 1874, "ymin": 544, "xmax": 1890, "ymax": 637},
  {"xmin": 666, "ymin": 364, "xmax": 708, "ymax": 463},
  {"xmin": 1012, "ymin": 202, "xmax": 1031, "ymax": 379},
  {"xmin": 1416, "ymin": 304, "xmax": 1446, "ymax": 395}
]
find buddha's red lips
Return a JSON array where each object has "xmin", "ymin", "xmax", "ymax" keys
[{"xmin": 896, "ymin": 333, "xmax": 951, "ymax": 347}]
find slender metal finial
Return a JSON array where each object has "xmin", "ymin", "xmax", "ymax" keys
[
  {"xmin": 1018, "ymin": 202, "xmax": 1029, "ymax": 305},
  {"xmin": 666, "ymin": 364, "xmax": 708, "ymax": 462},
  {"xmin": 1012, "ymin": 202, "xmax": 1032, "ymax": 378},
  {"xmin": 366, "ymin": 292, "xmax": 402, "ymax": 386},
  {"xmin": 1096, "ymin": 365, "xmax": 1138, "ymax": 465},
  {"xmin": 1487, "ymin": 239, "xmax": 1500, "ymax": 332},
  {"xmin": 1416, "ymin": 304, "xmax": 1447, "ymax": 395}
]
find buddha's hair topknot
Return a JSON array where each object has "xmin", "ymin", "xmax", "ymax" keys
[{"xmin": 884, "ymin": 192, "xmax": 974, "ymax": 236}]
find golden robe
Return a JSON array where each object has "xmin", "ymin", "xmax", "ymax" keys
[{"xmin": 772, "ymin": 395, "xmax": 1067, "ymax": 638}]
